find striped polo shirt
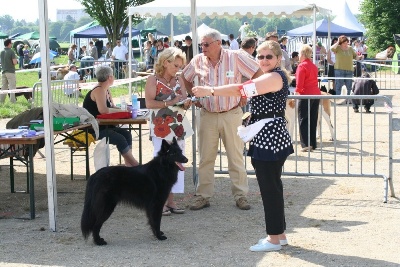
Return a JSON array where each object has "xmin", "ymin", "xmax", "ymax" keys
[{"xmin": 182, "ymin": 49, "xmax": 259, "ymax": 112}]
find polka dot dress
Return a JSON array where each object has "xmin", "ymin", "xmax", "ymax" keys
[{"xmin": 247, "ymin": 68, "xmax": 294, "ymax": 161}]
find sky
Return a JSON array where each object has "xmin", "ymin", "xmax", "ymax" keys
[{"xmin": 0, "ymin": 0, "xmax": 362, "ymax": 23}]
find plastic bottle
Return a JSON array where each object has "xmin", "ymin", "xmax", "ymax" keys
[
  {"xmin": 120, "ymin": 96, "xmax": 127, "ymax": 110},
  {"xmin": 132, "ymin": 93, "xmax": 139, "ymax": 110}
]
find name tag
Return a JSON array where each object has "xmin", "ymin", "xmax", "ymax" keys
[{"xmin": 226, "ymin": 71, "xmax": 234, "ymax": 78}]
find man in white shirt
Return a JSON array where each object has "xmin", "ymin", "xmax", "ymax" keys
[
  {"xmin": 64, "ymin": 64, "xmax": 84, "ymax": 97},
  {"xmin": 229, "ymin": 34, "xmax": 239, "ymax": 50},
  {"xmin": 111, "ymin": 39, "xmax": 128, "ymax": 79},
  {"xmin": 238, "ymin": 22, "xmax": 249, "ymax": 41}
]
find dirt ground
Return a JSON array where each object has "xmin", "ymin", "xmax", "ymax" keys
[{"xmin": 1, "ymin": 92, "xmax": 400, "ymax": 266}]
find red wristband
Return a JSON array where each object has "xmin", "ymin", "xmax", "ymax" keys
[{"xmin": 238, "ymin": 85, "xmax": 247, "ymax": 98}]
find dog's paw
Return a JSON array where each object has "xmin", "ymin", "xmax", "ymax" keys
[{"xmin": 94, "ymin": 238, "xmax": 107, "ymax": 246}]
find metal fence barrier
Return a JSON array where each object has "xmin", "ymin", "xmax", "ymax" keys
[
  {"xmin": 75, "ymin": 58, "xmax": 144, "ymax": 80},
  {"xmin": 31, "ymin": 80, "xmax": 80, "ymax": 108},
  {"xmin": 205, "ymin": 94, "xmax": 395, "ymax": 203}
]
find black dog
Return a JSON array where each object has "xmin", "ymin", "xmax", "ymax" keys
[
  {"xmin": 81, "ymin": 137, "xmax": 188, "ymax": 245},
  {"xmin": 3, "ymin": 86, "xmax": 32, "ymax": 101}
]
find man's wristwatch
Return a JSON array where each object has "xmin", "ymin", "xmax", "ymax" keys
[{"xmin": 210, "ymin": 87, "xmax": 215, "ymax": 96}]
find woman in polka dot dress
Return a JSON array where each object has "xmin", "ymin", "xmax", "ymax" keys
[{"xmin": 192, "ymin": 40, "xmax": 294, "ymax": 252}]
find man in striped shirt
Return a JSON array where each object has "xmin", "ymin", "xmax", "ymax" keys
[{"xmin": 182, "ymin": 29, "xmax": 263, "ymax": 211}]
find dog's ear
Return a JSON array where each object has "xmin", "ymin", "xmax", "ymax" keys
[
  {"xmin": 172, "ymin": 137, "xmax": 177, "ymax": 145},
  {"xmin": 320, "ymin": 85, "xmax": 327, "ymax": 93},
  {"xmin": 160, "ymin": 139, "xmax": 170, "ymax": 153},
  {"xmin": 290, "ymin": 79, "xmax": 296, "ymax": 88}
]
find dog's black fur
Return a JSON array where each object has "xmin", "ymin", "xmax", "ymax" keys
[
  {"xmin": 2, "ymin": 86, "xmax": 32, "ymax": 101},
  {"xmin": 81, "ymin": 137, "xmax": 188, "ymax": 245}
]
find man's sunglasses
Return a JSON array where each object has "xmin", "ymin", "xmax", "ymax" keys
[
  {"xmin": 200, "ymin": 40, "xmax": 218, "ymax": 47},
  {"xmin": 257, "ymin": 54, "xmax": 274, "ymax": 60}
]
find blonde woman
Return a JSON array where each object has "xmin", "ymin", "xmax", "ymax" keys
[
  {"xmin": 295, "ymin": 44, "xmax": 321, "ymax": 152},
  {"xmin": 145, "ymin": 47, "xmax": 193, "ymax": 215}
]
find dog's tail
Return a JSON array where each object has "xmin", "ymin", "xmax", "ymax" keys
[{"xmin": 81, "ymin": 179, "xmax": 96, "ymax": 240}]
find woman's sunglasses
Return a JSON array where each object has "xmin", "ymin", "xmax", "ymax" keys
[{"xmin": 257, "ymin": 54, "xmax": 274, "ymax": 60}]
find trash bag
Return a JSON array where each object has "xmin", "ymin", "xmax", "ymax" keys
[{"xmin": 93, "ymin": 137, "xmax": 110, "ymax": 171}]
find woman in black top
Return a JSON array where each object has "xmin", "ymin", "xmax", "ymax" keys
[{"xmin": 83, "ymin": 65, "xmax": 138, "ymax": 167}]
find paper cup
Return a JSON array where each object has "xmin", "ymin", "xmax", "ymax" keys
[{"xmin": 131, "ymin": 109, "xmax": 138, "ymax": 119}]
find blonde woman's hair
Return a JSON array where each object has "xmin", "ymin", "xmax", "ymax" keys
[
  {"xmin": 299, "ymin": 44, "xmax": 312, "ymax": 59},
  {"xmin": 257, "ymin": 40, "xmax": 291, "ymax": 83},
  {"xmin": 154, "ymin": 47, "xmax": 186, "ymax": 76},
  {"xmin": 148, "ymin": 33, "xmax": 155, "ymax": 43}
]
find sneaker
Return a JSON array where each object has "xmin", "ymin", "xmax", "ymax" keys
[
  {"xmin": 250, "ymin": 240, "xmax": 281, "ymax": 252},
  {"xmin": 190, "ymin": 196, "xmax": 210, "ymax": 210},
  {"xmin": 258, "ymin": 237, "xmax": 288, "ymax": 246},
  {"xmin": 365, "ymin": 109, "xmax": 371, "ymax": 113},
  {"xmin": 354, "ymin": 108, "xmax": 359, "ymax": 113},
  {"xmin": 236, "ymin": 197, "xmax": 251, "ymax": 210}
]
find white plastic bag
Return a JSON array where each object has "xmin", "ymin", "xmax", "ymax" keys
[
  {"xmin": 93, "ymin": 137, "xmax": 110, "ymax": 171},
  {"xmin": 237, "ymin": 118, "xmax": 273, "ymax": 142}
]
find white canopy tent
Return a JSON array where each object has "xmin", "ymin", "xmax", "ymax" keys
[
  {"xmin": 174, "ymin": 23, "xmax": 229, "ymax": 41},
  {"xmin": 37, "ymin": 0, "xmax": 58, "ymax": 231},
  {"xmin": 332, "ymin": 0, "xmax": 365, "ymax": 33},
  {"xmin": 128, "ymin": 0, "xmax": 330, "ymax": 18}
]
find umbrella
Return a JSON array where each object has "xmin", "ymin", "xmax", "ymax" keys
[
  {"xmin": 17, "ymin": 31, "xmax": 57, "ymax": 40},
  {"xmin": 0, "ymin": 31, "xmax": 8, "ymax": 39},
  {"xmin": 29, "ymin": 51, "xmax": 57, "ymax": 64},
  {"xmin": 31, "ymin": 39, "xmax": 60, "ymax": 51}
]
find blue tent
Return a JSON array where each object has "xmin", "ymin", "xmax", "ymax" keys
[
  {"xmin": 72, "ymin": 25, "xmax": 140, "ymax": 38},
  {"xmin": 70, "ymin": 21, "xmax": 100, "ymax": 39},
  {"xmin": 287, "ymin": 19, "xmax": 363, "ymax": 37}
]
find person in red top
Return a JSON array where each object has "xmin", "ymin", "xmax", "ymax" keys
[
  {"xmin": 163, "ymin": 37, "xmax": 170, "ymax": 48},
  {"xmin": 295, "ymin": 44, "xmax": 321, "ymax": 152}
]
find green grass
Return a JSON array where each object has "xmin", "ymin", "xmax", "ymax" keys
[{"xmin": 0, "ymin": 99, "xmax": 31, "ymax": 118}]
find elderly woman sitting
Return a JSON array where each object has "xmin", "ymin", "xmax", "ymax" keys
[{"xmin": 83, "ymin": 65, "xmax": 139, "ymax": 166}]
